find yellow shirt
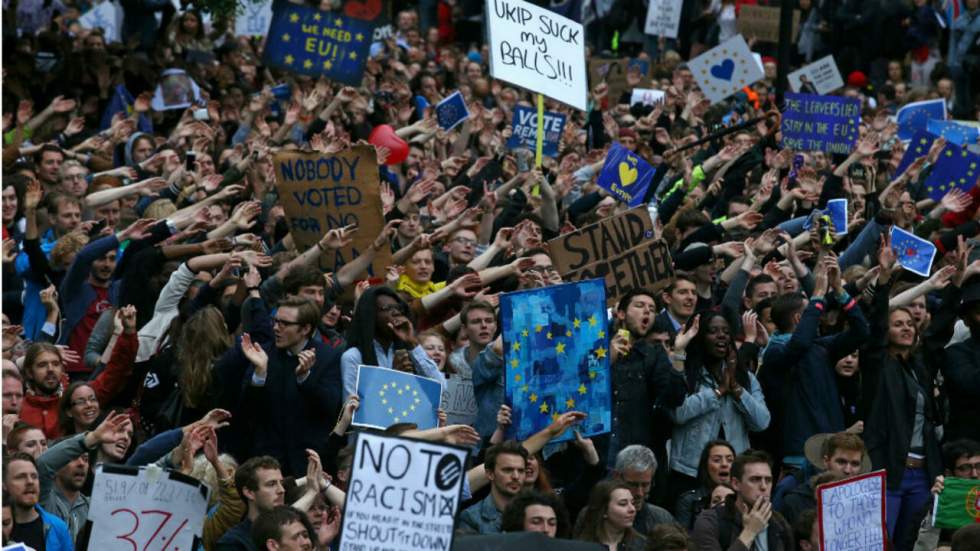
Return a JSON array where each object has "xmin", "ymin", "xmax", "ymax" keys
[{"xmin": 396, "ymin": 274, "xmax": 447, "ymax": 298}]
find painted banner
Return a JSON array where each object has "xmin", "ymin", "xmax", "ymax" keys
[
  {"xmin": 500, "ymin": 279, "xmax": 611, "ymax": 442},
  {"xmin": 688, "ymin": 34, "xmax": 765, "ymax": 104},
  {"xmin": 736, "ymin": 5, "xmax": 800, "ymax": 43},
  {"xmin": 644, "ymin": 0, "xmax": 682, "ymax": 38},
  {"xmin": 788, "ymin": 55, "xmax": 845, "ymax": 95},
  {"xmin": 273, "ymin": 146, "xmax": 389, "ymax": 276},
  {"xmin": 353, "ymin": 365, "xmax": 442, "ymax": 430},
  {"xmin": 506, "ymin": 105, "xmax": 566, "ymax": 157},
  {"xmin": 781, "ymin": 93, "xmax": 861, "ymax": 154},
  {"xmin": 486, "ymin": 0, "xmax": 587, "ymax": 110},
  {"xmin": 817, "ymin": 471, "xmax": 887, "ymax": 551}
]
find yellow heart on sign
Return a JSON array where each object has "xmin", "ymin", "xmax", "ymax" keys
[{"xmin": 618, "ymin": 162, "xmax": 638, "ymax": 187}]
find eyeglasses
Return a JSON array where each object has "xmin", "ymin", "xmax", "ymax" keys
[
  {"xmin": 453, "ymin": 237, "xmax": 477, "ymax": 247},
  {"xmin": 954, "ymin": 462, "xmax": 980, "ymax": 475},
  {"xmin": 71, "ymin": 396, "xmax": 99, "ymax": 406},
  {"xmin": 526, "ymin": 266, "xmax": 559, "ymax": 275},
  {"xmin": 377, "ymin": 304, "xmax": 406, "ymax": 315},
  {"xmin": 272, "ymin": 318, "xmax": 302, "ymax": 327}
]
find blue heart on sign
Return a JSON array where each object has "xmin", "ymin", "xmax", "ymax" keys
[{"xmin": 710, "ymin": 59, "xmax": 735, "ymax": 81}]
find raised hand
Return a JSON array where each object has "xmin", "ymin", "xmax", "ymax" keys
[
  {"xmin": 241, "ymin": 333, "xmax": 268, "ymax": 376},
  {"xmin": 85, "ymin": 410, "xmax": 131, "ymax": 448},
  {"xmin": 547, "ymin": 411, "xmax": 586, "ymax": 437},
  {"xmin": 496, "ymin": 404, "xmax": 512, "ymax": 428},
  {"xmin": 673, "ymin": 315, "xmax": 700, "ymax": 353},
  {"xmin": 319, "ymin": 224, "xmax": 357, "ymax": 250},
  {"xmin": 296, "ymin": 349, "xmax": 316, "ymax": 379}
]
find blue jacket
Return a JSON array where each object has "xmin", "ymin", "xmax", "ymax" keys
[
  {"xmin": 458, "ymin": 493, "xmax": 502, "ymax": 535},
  {"xmin": 58, "ymin": 234, "xmax": 121, "ymax": 345},
  {"xmin": 471, "ymin": 343, "xmax": 504, "ymax": 442},
  {"xmin": 33, "ymin": 503, "xmax": 74, "ymax": 551},
  {"xmin": 14, "ymin": 228, "xmax": 57, "ymax": 340}
]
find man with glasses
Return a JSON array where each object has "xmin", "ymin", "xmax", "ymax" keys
[
  {"xmin": 912, "ymin": 439, "xmax": 980, "ymax": 549},
  {"xmin": 437, "ymin": 228, "xmax": 480, "ymax": 280}
]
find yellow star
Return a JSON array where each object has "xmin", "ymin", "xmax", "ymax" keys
[
  {"xmin": 578, "ymin": 384, "xmax": 587, "ymax": 394},
  {"xmin": 382, "ymin": 384, "xmax": 388, "ymax": 390},
  {"xmin": 381, "ymin": 398, "xmax": 387, "ymax": 404},
  {"xmin": 355, "ymin": 32, "xmax": 364, "ymax": 41},
  {"xmin": 589, "ymin": 315, "xmax": 598, "ymax": 327},
  {"xmin": 556, "ymin": 342, "xmax": 566, "ymax": 354},
  {"xmin": 535, "ymin": 325, "xmax": 543, "ymax": 333},
  {"xmin": 394, "ymin": 417, "xmax": 400, "ymax": 422},
  {"xmin": 289, "ymin": 12, "xmax": 299, "ymax": 22},
  {"xmin": 521, "ymin": 385, "xmax": 529, "ymax": 392},
  {"xmin": 414, "ymin": 398, "xmax": 420, "ymax": 404},
  {"xmin": 323, "ymin": 60, "xmax": 332, "ymax": 70},
  {"xmin": 402, "ymin": 410, "xmax": 407, "ymax": 417},
  {"xmin": 282, "ymin": 33, "xmax": 291, "ymax": 42},
  {"xmin": 547, "ymin": 332, "xmax": 553, "ymax": 339},
  {"xmin": 303, "ymin": 59, "xmax": 313, "ymax": 69},
  {"xmin": 335, "ymin": 18, "xmax": 343, "ymax": 26},
  {"xmin": 551, "ymin": 412, "xmax": 560, "ymax": 422},
  {"xmin": 313, "ymin": 12, "xmax": 321, "ymax": 20},
  {"xmin": 284, "ymin": 54, "xmax": 294, "ymax": 65},
  {"xmin": 513, "ymin": 342, "xmax": 521, "ymax": 351},
  {"xmin": 595, "ymin": 347, "xmax": 607, "ymax": 359},
  {"xmin": 946, "ymin": 150, "xmax": 953, "ymax": 157},
  {"xmin": 574, "ymin": 318, "xmax": 581, "ymax": 328},
  {"xmin": 589, "ymin": 371, "xmax": 597, "ymax": 379},
  {"xmin": 522, "ymin": 329, "xmax": 529, "ymax": 337},
  {"xmin": 566, "ymin": 330, "xmax": 572, "ymax": 337},
  {"xmin": 404, "ymin": 384, "xmax": 411, "ymax": 390},
  {"xmin": 514, "ymin": 374, "xmax": 522, "ymax": 382},
  {"xmin": 539, "ymin": 402, "xmax": 549, "ymax": 413},
  {"xmin": 410, "ymin": 404, "xmax": 416, "ymax": 411},
  {"xmin": 349, "ymin": 51, "xmax": 357, "ymax": 60},
  {"xmin": 388, "ymin": 407, "xmax": 394, "ymax": 414},
  {"xmin": 412, "ymin": 390, "xmax": 418, "ymax": 396},
  {"xmin": 397, "ymin": 389, "xmax": 403, "ymax": 395},
  {"xmin": 529, "ymin": 393, "xmax": 538, "ymax": 403},
  {"xmin": 598, "ymin": 330, "xmax": 606, "ymax": 339},
  {"xmin": 510, "ymin": 358, "xmax": 519, "ymax": 368}
]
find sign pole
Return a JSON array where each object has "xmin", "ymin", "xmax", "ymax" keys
[{"xmin": 535, "ymin": 94, "xmax": 545, "ymax": 168}]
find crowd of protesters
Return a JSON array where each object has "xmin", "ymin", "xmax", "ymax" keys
[{"xmin": 3, "ymin": 0, "xmax": 980, "ymax": 550}]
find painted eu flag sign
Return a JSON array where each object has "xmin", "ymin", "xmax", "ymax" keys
[
  {"xmin": 353, "ymin": 365, "xmax": 442, "ymax": 430},
  {"xmin": 922, "ymin": 141, "xmax": 980, "ymax": 202},
  {"xmin": 262, "ymin": 0, "xmax": 374, "ymax": 85}
]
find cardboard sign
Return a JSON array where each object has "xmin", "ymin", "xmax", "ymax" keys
[
  {"xmin": 817, "ymin": 471, "xmax": 887, "ymax": 551},
  {"xmin": 341, "ymin": 432, "xmax": 468, "ymax": 551},
  {"xmin": 589, "ymin": 58, "xmax": 653, "ymax": 105},
  {"xmin": 781, "ymin": 93, "xmax": 861, "ymax": 154},
  {"xmin": 440, "ymin": 366, "xmax": 477, "ymax": 427},
  {"xmin": 262, "ymin": 0, "xmax": 375, "ymax": 86},
  {"xmin": 236, "ymin": 0, "xmax": 273, "ymax": 36},
  {"xmin": 506, "ymin": 105, "xmax": 566, "ymax": 157},
  {"xmin": 89, "ymin": 464, "xmax": 210, "ymax": 551},
  {"xmin": 487, "ymin": 0, "xmax": 587, "ymax": 110},
  {"xmin": 736, "ymin": 5, "xmax": 800, "ymax": 43},
  {"xmin": 596, "ymin": 142, "xmax": 657, "ymax": 207},
  {"xmin": 353, "ymin": 365, "xmax": 442, "ymax": 430},
  {"xmin": 788, "ymin": 55, "xmax": 844, "ymax": 96},
  {"xmin": 273, "ymin": 146, "xmax": 390, "ymax": 276},
  {"xmin": 644, "ymin": 0, "xmax": 682, "ymax": 38},
  {"xmin": 688, "ymin": 34, "xmax": 765, "ymax": 104},
  {"xmin": 78, "ymin": 1, "xmax": 123, "ymax": 43},
  {"xmin": 500, "ymin": 279, "xmax": 611, "ymax": 442},
  {"xmin": 564, "ymin": 239, "xmax": 674, "ymax": 302}
]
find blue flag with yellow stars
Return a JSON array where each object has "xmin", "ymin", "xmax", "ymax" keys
[
  {"xmin": 435, "ymin": 90, "xmax": 469, "ymax": 131},
  {"xmin": 891, "ymin": 226, "xmax": 937, "ymax": 278},
  {"xmin": 596, "ymin": 142, "xmax": 656, "ymax": 208},
  {"xmin": 922, "ymin": 140, "xmax": 980, "ymax": 202},
  {"xmin": 262, "ymin": 1, "xmax": 374, "ymax": 85},
  {"xmin": 500, "ymin": 279, "xmax": 612, "ymax": 442},
  {"xmin": 896, "ymin": 130, "xmax": 938, "ymax": 177},
  {"xmin": 352, "ymin": 365, "xmax": 442, "ymax": 430},
  {"xmin": 927, "ymin": 119, "xmax": 980, "ymax": 147},
  {"xmin": 896, "ymin": 99, "xmax": 946, "ymax": 141}
]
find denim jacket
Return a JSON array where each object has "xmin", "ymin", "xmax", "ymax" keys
[
  {"xmin": 458, "ymin": 493, "xmax": 502, "ymax": 535},
  {"xmin": 668, "ymin": 369, "xmax": 770, "ymax": 477},
  {"xmin": 471, "ymin": 343, "xmax": 504, "ymax": 441}
]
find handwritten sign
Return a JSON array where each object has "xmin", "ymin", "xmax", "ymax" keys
[
  {"xmin": 486, "ymin": 0, "xmax": 587, "ymax": 110},
  {"xmin": 273, "ymin": 146, "xmax": 389, "ymax": 276},
  {"xmin": 644, "ymin": 0, "xmax": 682, "ymax": 38},
  {"xmin": 817, "ymin": 471, "xmax": 886, "ymax": 551},
  {"xmin": 78, "ymin": 1, "xmax": 123, "ymax": 43},
  {"xmin": 506, "ymin": 105, "xmax": 566, "ymax": 157},
  {"xmin": 781, "ymin": 93, "xmax": 861, "ymax": 154},
  {"xmin": 341, "ymin": 432, "xmax": 468, "ymax": 551},
  {"xmin": 736, "ymin": 5, "xmax": 800, "ymax": 43},
  {"xmin": 688, "ymin": 34, "xmax": 764, "ymax": 104},
  {"xmin": 589, "ymin": 58, "xmax": 653, "ymax": 105},
  {"xmin": 788, "ymin": 55, "xmax": 844, "ymax": 96},
  {"xmin": 261, "ymin": 0, "xmax": 375, "ymax": 86},
  {"xmin": 89, "ymin": 464, "xmax": 210, "ymax": 551},
  {"xmin": 236, "ymin": 0, "xmax": 273, "ymax": 36}
]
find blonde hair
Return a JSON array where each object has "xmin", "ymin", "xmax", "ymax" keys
[
  {"xmin": 190, "ymin": 453, "xmax": 239, "ymax": 507},
  {"xmin": 144, "ymin": 199, "xmax": 177, "ymax": 220},
  {"xmin": 57, "ymin": 159, "xmax": 88, "ymax": 181},
  {"xmin": 50, "ymin": 232, "xmax": 90, "ymax": 270}
]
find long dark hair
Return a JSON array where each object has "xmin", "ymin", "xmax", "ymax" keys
[
  {"xmin": 696, "ymin": 439, "xmax": 735, "ymax": 490},
  {"xmin": 683, "ymin": 312, "xmax": 750, "ymax": 394},
  {"xmin": 58, "ymin": 382, "xmax": 97, "ymax": 436},
  {"xmin": 346, "ymin": 286, "xmax": 412, "ymax": 366},
  {"xmin": 575, "ymin": 480, "xmax": 641, "ymax": 545}
]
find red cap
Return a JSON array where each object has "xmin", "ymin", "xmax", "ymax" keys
[
  {"xmin": 762, "ymin": 56, "xmax": 777, "ymax": 65},
  {"xmin": 847, "ymin": 70, "xmax": 868, "ymax": 88}
]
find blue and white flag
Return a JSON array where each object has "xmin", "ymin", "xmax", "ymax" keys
[
  {"xmin": 353, "ymin": 365, "xmax": 442, "ymax": 430},
  {"xmin": 896, "ymin": 99, "xmax": 946, "ymax": 141},
  {"xmin": 435, "ymin": 91, "xmax": 469, "ymax": 131},
  {"xmin": 891, "ymin": 226, "xmax": 937, "ymax": 278}
]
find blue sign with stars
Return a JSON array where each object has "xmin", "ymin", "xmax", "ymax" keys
[
  {"xmin": 353, "ymin": 365, "xmax": 442, "ymax": 430},
  {"xmin": 780, "ymin": 93, "xmax": 861, "ymax": 154},
  {"xmin": 896, "ymin": 98, "xmax": 946, "ymax": 141},
  {"xmin": 922, "ymin": 141, "xmax": 980, "ymax": 202},
  {"xmin": 927, "ymin": 119, "xmax": 980, "ymax": 147},
  {"xmin": 435, "ymin": 90, "xmax": 469, "ymax": 131},
  {"xmin": 500, "ymin": 279, "xmax": 612, "ymax": 442},
  {"xmin": 262, "ymin": 1, "xmax": 374, "ymax": 85},
  {"xmin": 891, "ymin": 226, "xmax": 937, "ymax": 278},
  {"xmin": 896, "ymin": 130, "xmax": 938, "ymax": 177}
]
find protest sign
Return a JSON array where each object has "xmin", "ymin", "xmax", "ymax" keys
[
  {"xmin": 817, "ymin": 471, "xmax": 886, "ymax": 551},
  {"xmin": 630, "ymin": 88, "xmax": 665, "ymax": 106},
  {"xmin": 506, "ymin": 105, "xmax": 566, "ymax": 157},
  {"xmin": 341, "ymin": 432, "xmax": 468, "ymax": 551},
  {"xmin": 89, "ymin": 464, "xmax": 210, "ymax": 551},
  {"xmin": 78, "ymin": 1, "xmax": 123, "ymax": 43},
  {"xmin": 236, "ymin": 0, "xmax": 273, "ymax": 36},
  {"xmin": 644, "ymin": 0, "xmax": 682, "ymax": 38},
  {"xmin": 788, "ymin": 55, "xmax": 845, "ymax": 95},
  {"xmin": 897, "ymin": 99, "xmax": 947, "ymax": 141},
  {"xmin": 353, "ymin": 365, "xmax": 442, "ymax": 430},
  {"xmin": 928, "ymin": 119, "xmax": 980, "ymax": 147},
  {"xmin": 589, "ymin": 58, "xmax": 653, "ymax": 106},
  {"xmin": 500, "ymin": 279, "xmax": 611, "ymax": 442},
  {"xmin": 805, "ymin": 199, "xmax": 848, "ymax": 236},
  {"xmin": 781, "ymin": 93, "xmax": 861, "ymax": 154},
  {"xmin": 596, "ymin": 142, "xmax": 656, "ymax": 207},
  {"xmin": 896, "ymin": 130, "xmax": 938, "ymax": 177},
  {"xmin": 486, "ymin": 0, "xmax": 587, "ymax": 110},
  {"xmin": 150, "ymin": 69, "xmax": 202, "ymax": 111},
  {"xmin": 440, "ymin": 364, "xmax": 477, "ymax": 427},
  {"xmin": 933, "ymin": 477, "xmax": 980, "ymax": 529},
  {"xmin": 736, "ymin": 5, "xmax": 799, "ymax": 43},
  {"xmin": 688, "ymin": 35, "xmax": 764, "ymax": 104},
  {"xmin": 922, "ymin": 141, "xmax": 980, "ymax": 202},
  {"xmin": 273, "ymin": 146, "xmax": 390, "ymax": 276},
  {"xmin": 262, "ymin": 0, "xmax": 375, "ymax": 86},
  {"xmin": 435, "ymin": 91, "xmax": 469, "ymax": 131},
  {"xmin": 891, "ymin": 226, "xmax": 937, "ymax": 278}
]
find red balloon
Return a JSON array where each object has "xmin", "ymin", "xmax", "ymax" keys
[{"xmin": 368, "ymin": 124, "xmax": 409, "ymax": 165}]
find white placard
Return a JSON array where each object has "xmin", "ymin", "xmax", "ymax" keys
[
  {"xmin": 89, "ymin": 464, "xmax": 210, "ymax": 551},
  {"xmin": 817, "ymin": 471, "xmax": 887, "ymax": 551},
  {"xmin": 340, "ymin": 432, "xmax": 469, "ymax": 551},
  {"xmin": 688, "ymin": 34, "xmax": 765, "ymax": 104},
  {"xmin": 486, "ymin": 0, "xmax": 587, "ymax": 111},
  {"xmin": 789, "ymin": 55, "xmax": 845, "ymax": 96},
  {"xmin": 78, "ymin": 1, "xmax": 123, "ymax": 43},
  {"xmin": 236, "ymin": 0, "xmax": 272, "ymax": 36},
  {"xmin": 644, "ymin": 0, "xmax": 682, "ymax": 38},
  {"xmin": 630, "ymin": 88, "xmax": 665, "ymax": 106}
]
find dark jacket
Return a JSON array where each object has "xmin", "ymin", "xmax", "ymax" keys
[
  {"xmin": 215, "ymin": 518, "xmax": 255, "ymax": 551},
  {"xmin": 692, "ymin": 496, "xmax": 794, "ymax": 551},
  {"xmin": 860, "ymin": 281, "xmax": 952, "ymax": 491},
  {"xmin": 778, "ymin": 479, "xmax": 816, "ymax": 529},
  {"xmin": 942, "ymin": 335, "xmax": 980, "ymax": 442}
]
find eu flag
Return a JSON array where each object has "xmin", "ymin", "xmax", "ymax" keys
[
  {"xmin": 891, "ymin": 226, "xmax": 937, "ymax": 278},
  {"xmin": 262, "ymin": 0, "xmax": 374, "ymax": 86},
  {"xmin": 596, "ymin": 142, "xmax": 656, "ymax": 207},
  {"xmin": 803, "ymin": 198, "xmax": 848, "ymax": 235},
  {"xmin": 927, "ymin": 119, "xmax": 980, "ymax": 147},
  {"xmin": 353, "ymin": 365, "xmax": 442, "ymax": 430},
  {"xmin": 896, "ymin": 99, "xmax": 946, "ymax": 141},
  {"xmin": 922, "ymin": 141, "xmax": 980, "ymax": 201},
  {"xmin": 100, "ymin": 84, "xmax": 153, "ymax": 133},
  {"xmin": 500, "ymin": 279, "xmax": 612, "ymax": 442},
  {"xmin": 896, "ymin": 130, "xmax": 938, "ymax": 177},
  {"xmin": 435, "ymin": 91, "xmax": 469, "ymax": 131}
]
